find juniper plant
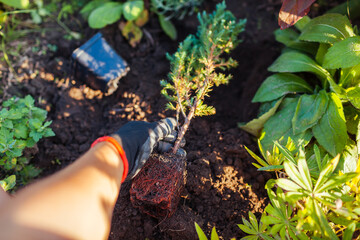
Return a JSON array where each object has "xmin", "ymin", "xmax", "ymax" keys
[{"xmin": 161, "ymin": 2, "xmax": 246, "ymax": 154}]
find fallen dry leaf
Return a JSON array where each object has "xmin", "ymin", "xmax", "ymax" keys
[{"xmin": 278, "ymin": 0, "xmax": 316, "ymax": 29}]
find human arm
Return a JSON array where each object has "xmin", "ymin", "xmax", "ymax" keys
[{"xmin": 0, "ymin": 118, "xmax": 179, "ymax": 240}]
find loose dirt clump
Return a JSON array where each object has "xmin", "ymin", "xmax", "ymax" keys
[{"xmin": 130, "ymin": 153, "xmax": 186, "ymax": 218}]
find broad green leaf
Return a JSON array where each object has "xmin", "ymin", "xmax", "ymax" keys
[
  {"xmin": 294, "ymin": 15, "xmax": 311, "ymax": 31},
  {"xmin": 15, "ymin": 140, "xmax": 26, "ymax": 149},
  {"xmin": 32, "ymin": 108, "xmax": 47, "ymax": 122},
  {"xmin": 261, "ymin": 98, "xmax": 313, "ymax": 152},
  {"xmin": 24, "ymin": 95, "xmax": 35, "ymax": 108},
  {"xmin": 29, "ymin": 119, "xmax": 42, "ymax": 129},
  {"xmin": 274, "ymin": 28, "xmax": 299, "ymax": 45},
  {"xmin": 344, "ymin": 104, "xmax": 360, "ymax": 135},
  {"xmin": 7, "ymin": 109, "xmax": 22, "ymax": 119},
  {"xmin": 43, "ymin": 121, "xmax": 52, "ymax": 128},
  {"xmin": 14, "ymin": 124, "xmax": 28, "ymax": 139},
  {"xmin": 88, "ymin": 2, "xmax": 122, "ymax": 29},
  {"xmin": 3, "ymin": 119, "xmax": 13, "ymax": 129},
  {"xmin": 123, "ymin": 0, "xmax": 144, "ymax": 21},
  {"xmin": 315, "ymin": 43, "xmax": 330, "ymax": 65},
  {"xmin": 258, "ymin": 100, "xmax": 279, "ymax": 116},
  {"xmin": 0, "ymin": 175, "xmax": 16, "ymax": 191},
  {"xmin": 292, "ymin": 90, "xmax": 329, "ymax": 135},
  {"xmin": 26, "ymin": 138, "xmax": 36, "ymax": 148},
  {"xmin": 0, "ymin": 0, "xmax": 29, "ymax": 9},
  {"xmin": 43, "ymin": 128, "xmax": 55, "ymax": 138},
  {"xmin": 299, "ymin": 13, "xmax": 355, "ymax": 44},
  {"xmin": 268, "ymin": 51, "xmax": 331, "ymax": 81},
  {"xmin": 80, "ymin": 0, "xmax": 109, "ymax": 20},
  {"xmin": 30, "ymin": 131, "xmax": 42, "ymax": 142},
  {"xmin": 274, "ymin": 28, "xmax": 318, "ymax": 54},
  {"xmin": 158, "ymin": 14, "xmax": 177, "ymax": 40},
  {"xmin": 339, "ymin": 64, "xmax": 360, "ymax": 88},
  {"xmin": 22, "ymin": 165, "xmax": 42, "ymax": 179},
  {"xmin": 195, "ymin": 222, "xmax": 208, "ymax": 240},
  {"xmin": 313, "ymin": 93, "xmax": 348, "ymax": 156},
  {"xmin": 252, "ymin": 73, "xmax": 312, "ymax": 103},
  {"xmin": 346, "ymin": 87, "xmax": 360, "ymax": 109},
  {"xmin": 323, "ymin": 36, "xmax": 360, "ymax": 69},
  {"xmin": 239, "ymin": 98, "xmax": 283, "ymax": 137},
  {"xmin": 337, "ymin": 139, "xmax": 359, "ymax": 173}
]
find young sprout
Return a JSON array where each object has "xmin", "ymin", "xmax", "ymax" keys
[{"xmin": 161, "ymin": 2, "xmax": 246, "ymax": 153}]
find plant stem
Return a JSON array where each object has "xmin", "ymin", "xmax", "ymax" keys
[
  {"xmin": 172, "ymin": 103, "xmax": 196, "ymax": 154},
  {"xmin": 172, "ymin": 45, "xmax": 216, "ymax": 154}
]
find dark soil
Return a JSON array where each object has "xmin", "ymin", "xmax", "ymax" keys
[{"xmin": 1, "ymin": 0, "xmax": 287, "ymax": 239}]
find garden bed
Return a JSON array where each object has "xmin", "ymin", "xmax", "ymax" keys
[{"xmin": 2, "ymin": 0, "xmax": 295, "ymax": 239}]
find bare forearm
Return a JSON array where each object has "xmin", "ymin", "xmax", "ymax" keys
[{"xmin": 0, "ymin": 142, "xmax": 123, "ymax": 240}]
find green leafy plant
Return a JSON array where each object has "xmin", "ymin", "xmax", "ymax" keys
[
  {"xmin": 245, "ymin": 138, "xmax": 297, "ymax": 174},
  {"xmin": 81, "ymin": 0, "xmax": 203, "ymax": 43},
  {"xmin": 0, "ymin": 0, "xmax": 29, "ymax": 9},
  {"xmin": 241, "ymin": 143, "xmax": 360, "ymax": 239},
  {"xmin": 151, "ymin": 0, "xmax": 203, "ymax": 40},
  {"xmin": 151, "ymin": 0, "xmax": 202, "ymax": 20},
  {"xmin": 240, "ymin": 13, "xmax": 360, "ymax": 173},
  {"xmin": 0, "ymin": 95, "xmax": 55, "ymax": 191},
  {"xmin": 161, "ymin": 1, "xmax": 246, "ymax": 153},
  {"xmin": 81, "ymin": 0, "xmax": 148, "ymax": 46},
  {"xmin": 195, "ymin": 222, "xmax": 221, "ymax": 240}
]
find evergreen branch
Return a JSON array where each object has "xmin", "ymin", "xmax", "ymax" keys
[{"xmin": 160, "ymin": 1, "xmax": 246, "ymax": 153}]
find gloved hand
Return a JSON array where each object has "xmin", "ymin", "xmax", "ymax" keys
[{"xmin": 111, "ymin": 118, "xmax": 185, "ymax": 180}]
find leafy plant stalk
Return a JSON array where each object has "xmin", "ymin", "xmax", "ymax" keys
[
  {"xmin": 160, "ymin": 2, "xmax": 246, "ymax": 154},
  {"xmin": 0, "ymin": 95, "xmax": 55, "ymax": 191},
  {"xmin": 172, "ymin": 45, "xmax": 222, "ymax": 153}
]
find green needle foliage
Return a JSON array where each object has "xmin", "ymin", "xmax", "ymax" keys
[
  {"xmin": 161, "ymin": 1, "xmax": 246, "ymax": 153},
  {"xmin": 0, "ymin": 95, "xmax": 55, "ymax": 191},
  {"xmin": 240, "ymin": 13, "xmax": 360, "ymax": 174}
]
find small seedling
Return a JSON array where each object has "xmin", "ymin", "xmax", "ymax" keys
[
  {"xmin": 131, "ymin": 2, "xmax": 246, "ymax": 218},
  {"xmin": 161, "ymin": 1, "xmax": 246, "ymax": 153}
]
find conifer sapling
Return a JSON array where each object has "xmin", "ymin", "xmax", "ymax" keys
[{"xmin": 161, "ymin": 2, "xmax": 246, "ymax": 154}]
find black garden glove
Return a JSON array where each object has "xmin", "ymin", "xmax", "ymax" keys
[{"xmin": 111, "ymin": 118, "xmax": 185, "ymax": 180}]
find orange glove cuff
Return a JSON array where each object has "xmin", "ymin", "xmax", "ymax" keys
[{"xmin": 91, "ymin": 136, "xmax": 129, "ymax": 183}]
